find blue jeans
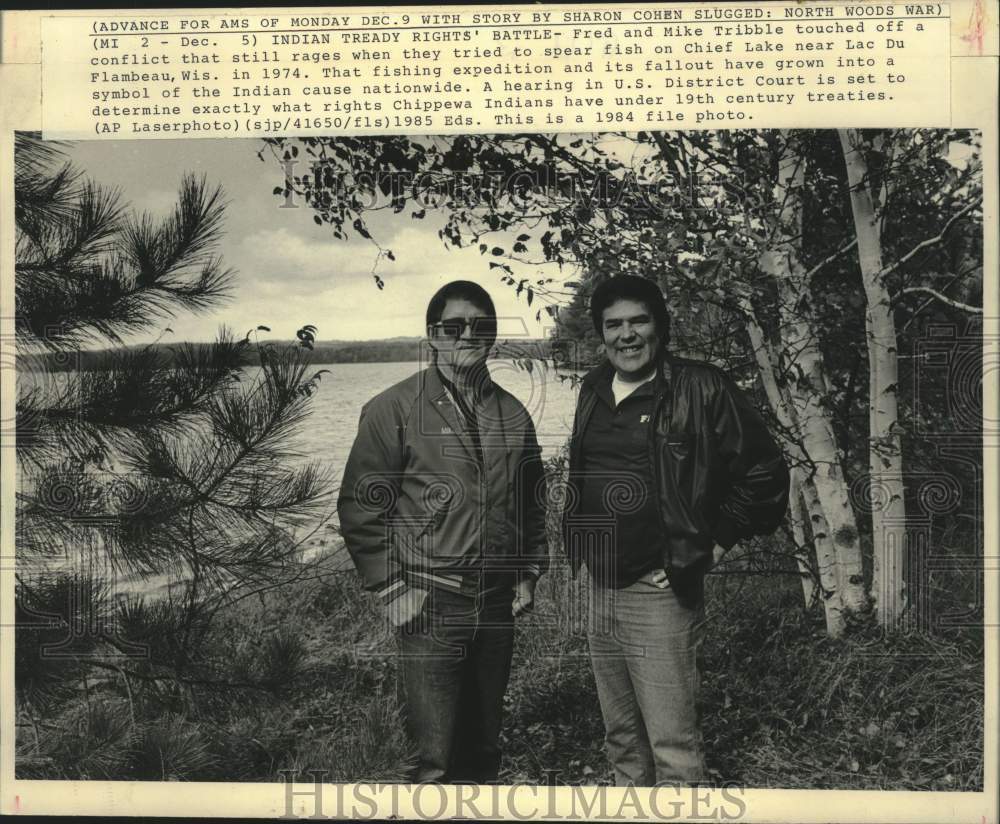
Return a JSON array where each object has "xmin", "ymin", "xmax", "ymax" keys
[
  {"xmin": 587, "ymin": 576, "xmax": 707, "ymax": 786},
  {"xmin": 397, "ymin": 586, "xmax": 514, "ymax": 783}
]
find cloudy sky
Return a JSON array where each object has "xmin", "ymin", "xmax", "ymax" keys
[{"xmin": 65, "ymin": 137, "xmax": 574, "ymax": 343}]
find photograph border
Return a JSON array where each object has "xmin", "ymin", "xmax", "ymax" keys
[{"xmin": 1, "ymin": 3, "xmax": 997, "ymax": 821}]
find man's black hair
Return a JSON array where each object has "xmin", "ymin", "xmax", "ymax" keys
[
  {"xmin": 589, "ymin": 275, "xmax": 670, "ymax": 347},
  {"xmin": 425, "ymin": 280, "xmax": 498, "ymax": 345}
]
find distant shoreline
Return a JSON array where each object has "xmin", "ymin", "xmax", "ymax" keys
[{"xmin": 23, "ymin": 337, "xmax": 596, "ymax": 371}]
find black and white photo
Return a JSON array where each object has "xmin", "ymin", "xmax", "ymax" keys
[{"xmin": 9, "ymin": 128, "xmax": 987, "ymax": 803}]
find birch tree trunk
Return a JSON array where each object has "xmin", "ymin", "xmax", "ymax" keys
[
  {"xmin": 788, "ymin": 472, "xmax": 827, "ymax": 608},
  {"xmin": 839, "ymin": 128, "xmax": 907, "ymax": 628},
  {"xmin": 743, "ymin": 304, "xmax": 846, "ymax": 635},
  {"xmin": 763, "ymin": 134, "xmax": 869, "ymax": 617},
  {"xmin": 771, "ymin": 265, "xmax": 868, "ymax": 615}
]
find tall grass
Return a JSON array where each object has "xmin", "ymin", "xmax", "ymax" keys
[
  {"xmin": 17, "ymin": 549, "xmax": 983, "ymax": 789},
  {"xmin": 498, "ymin": 558, "xmax": 983, "ymax": 789}
]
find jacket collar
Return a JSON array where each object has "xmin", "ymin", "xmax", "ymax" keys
[
  {"xmin": 422, "ymin": 365, "xmax": 503, "ymax": 461},
  {"xmin": 427, "ymin": 362, "xmax": 495, "ymax": 404}
]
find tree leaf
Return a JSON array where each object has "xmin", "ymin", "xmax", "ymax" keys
[{"xmin": 352, "ymin": 218, "xmax": 371, "ymax": 240}]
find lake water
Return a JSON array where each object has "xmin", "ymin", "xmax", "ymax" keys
[
  {"xmin": 288, "ymin": 360, "xmax": 581, "ymax": 478},
  {"xmin": 21, "ymin": 359, "xmax": 581, "ymax": 476},
  {"xmin": 18, "ymin": 360, "xmax": 582, "ymax": 593},
  {"xmin": 284, "ymin": 360, "xmax": 581, "ymax": 566}
]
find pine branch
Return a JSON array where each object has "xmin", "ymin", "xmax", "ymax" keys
[
  {"xmin": 16, "ymin": 171, "xmax": 233, "ymax": 350},
  {"xmin": 16, "ymin": 332, "xmax": 249, "ymax": 467},
  {"xmin": 64, "ymin": 347, "xmax": 335, "ymax": 574},
  {"xmin": 15, "ymin": 163, "xmax": 86, "ymax": 253},
  {"xmin": 87, "ymin": 658, "xmax": 274, "ymax": 693},
  {"xmin": 22, "ymin": 182, "xmax": 126, "ymax": 278},
  {"xmin": 14, "ymin": 134, "xmax": 81, "ymax": 243}
]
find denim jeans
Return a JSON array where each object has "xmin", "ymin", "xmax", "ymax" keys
[
  {"xmin": 397, "ymin": 586, "xmax": 515, "ymax": 783},
  {"xmin": 587, "ymin": 576, "xmax": 707, "ymax": 786}
]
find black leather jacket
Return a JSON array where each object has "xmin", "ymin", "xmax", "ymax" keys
[{"xmin": 562, "ymin": 354, "xmax": 790, "ymax": 577}]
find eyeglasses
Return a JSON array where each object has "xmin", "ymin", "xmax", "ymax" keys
[{"xmin": 430, "ymin": 316, "xmax": 498, "ymax": 341}]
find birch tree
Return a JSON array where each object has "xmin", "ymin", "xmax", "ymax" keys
[
  {"xmin": 265, "ymin": 131, "xmax": 868, "ymax": 634},
  {"xmin": 266, "ymin": 129, "xmax": 981, "ymax": 636},
  {"xmin": 749, "ymin": 133, "xmax": 868, "ymax": 630},
  {"xmin": 837, "ymin": 128, "xmax": 983, "ymax": 627}
]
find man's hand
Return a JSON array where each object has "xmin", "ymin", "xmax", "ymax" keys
[
  {"xmin": 640, "ymin": 568, "xmax": 671, "ymax": 589},
  {"xmin": 512, "ymin": 577, "xmax": 536, "ymax": 617},
  {"xmin": 387, "ymin": 586, "xmax": 429, "ymax": 628}
]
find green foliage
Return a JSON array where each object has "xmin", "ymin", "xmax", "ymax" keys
[
  {"xmin": 281, "ymin": 695, "xmax": 417, "ymax": 784},
  {"xmin": 14, "ymin": 135, "xmax": 336, "ymax": 781},
  {"xmin": 499, "ymin": 570, "xmax": 983, "ymax": 790},
  {"xmin": 49, "ymin": 698, "xmax": 139, "ymax": 780},
  {"xmin": 16, "ymin": 134, "xmax": 232, "ymax": 352},
  {"xmin": 14, "ymin": 553, "xmax": 981, "ymax": 788},
  {"xmin": 15, "ymin": 575, "xmax": 107, "ymax": 710},
  {"xmin": 257, "ymin": 628, "xmax": 308, "ymax": 690},
  {"xmin": 700, "ymin": 575, "xmax": 983, "ymax": 789},
  {"xmin": 128, "ymin": 716, "xmax": 219, "ymax": 781},
  {"xmin": 265, "ymin": 129, "xmax": 983, "ymax": 630}
]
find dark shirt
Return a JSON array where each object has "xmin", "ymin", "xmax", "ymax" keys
[
  {"xmin": 576, "ymin": 374, "xmax": 664, "ymax": 588},
  {"xmin": 436, "ymin": 366, "xmax": 485, "ymax": 465}
]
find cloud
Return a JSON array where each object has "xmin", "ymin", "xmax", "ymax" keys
[
  {"xmin": 61, "ymin": 137, "xmax": 583, "ymax": 343},
  {"xmin": 131, "ymin": 188, "xmax": 182, "ymax": 218},
  {"xmin": 237, "ymin": 227, "xmax": 359, "ymax": 285},
  {"xmin": 220, "ymin": 222, "xmax": 564, "ymax": 341},
  {"xmin": 223, "ymin": 224, "xmax": 457, "ymax": 339}
]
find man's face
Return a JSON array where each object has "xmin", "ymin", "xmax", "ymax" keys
[
  {"xmin": 601, "ymin": 298, "xmax": 661, "ymax": 381},
  {"xmin": 427, "ymin": 297, "xmax": 495, "ymax": 374}
]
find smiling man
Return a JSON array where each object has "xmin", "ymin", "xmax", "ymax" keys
[
  {"xmin": 337, "ymin": 280, "xmax": 548, "ymax": 783},
  {"xmin": 562, "ymin": 275, "xmax": 789, "ymax": 786}
]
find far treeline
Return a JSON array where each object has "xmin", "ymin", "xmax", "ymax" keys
[{"xmin": 30, "ymin": 336, "xmax": 565, "ymax": 371}]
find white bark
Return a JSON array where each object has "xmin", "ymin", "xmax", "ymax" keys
[
  {"xmin": 786, "ymin": 482, "xmax": 818, "ymax": 607},
  {"xmin": 899, "ymin": 286, "xmax": 983, "ymax": 314},
  {"xmin": 762, "ymin": 134, "xmax": 869, "ymax": 617},
  {"xmin": 743, "ymin": 303, "xmax": 846, "ymax": 635},
  {"xmin": 839, "ymin": 129, "xmax": 908, "ymax": 628},
  {"xmin": 775, "ymin": 274, "xmax": 868, "ymax": 614},
  {"xmin": 788, "ymin": 477, "xmax": 820, "ymax": 604}
]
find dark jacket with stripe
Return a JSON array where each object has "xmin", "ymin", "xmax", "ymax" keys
[
  {"xmin": 338, "ymin": 365, "xmax": 549, "ymax": 603},
  {"xmin": 562, "ymin": 354, "xmax": 790, "ymax": 578}
]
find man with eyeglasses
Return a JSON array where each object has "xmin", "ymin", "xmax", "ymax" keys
[{"xmin": 338, "ymin": 280, "xmax": 548, "ymax": 783}]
